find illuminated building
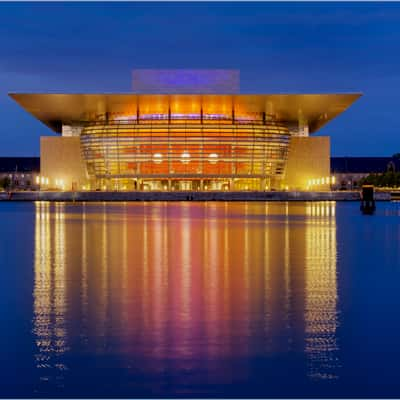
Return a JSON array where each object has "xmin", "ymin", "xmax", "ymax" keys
[
  {"xmin": 331, "ymin": 156, "xmax": 400, "ymax": 190},
  {"xmin": 0, "ymin": 157, "xmax": 40, "ymax": 190},
  {"xmin": 9, "ymin": 70, "xmax": 361, "ymax": 191}
]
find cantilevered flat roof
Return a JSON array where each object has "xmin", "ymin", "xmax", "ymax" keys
[{"xmin": 9, "ymin": 93, "xmax": 361, "ymax": 134}]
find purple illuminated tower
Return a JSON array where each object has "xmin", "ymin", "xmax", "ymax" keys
[{"xmin": 132, "ymin": 69, "xmax": 240, "ymax": 94}]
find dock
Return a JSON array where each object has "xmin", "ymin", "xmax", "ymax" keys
[{"xmin": 0, "ymin": 190, "xmax": 392, "ymax": 202}]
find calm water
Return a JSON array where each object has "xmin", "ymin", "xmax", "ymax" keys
[{"xmin": 1, "ymin": 201, "xmax": 400, "ymax": 398}]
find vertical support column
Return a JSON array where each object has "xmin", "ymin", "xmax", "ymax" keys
[
  {"xmin": 251, "ymin": 125, "xmax": 255, "ymax": 175},
  {"xmin": 298, "ymin": 109, "xmax": 309, "ymax": 137},
  {"xmin": 266, "ymin": 101, "xmax": 274, "ymax": 120},
  {"xmin": 231, "ymin": 124, "xmax": 235, "ymax": 175},
  {"xmin": 168, "ymin": 123, "xmax": 171, "ymax": 175},
  {"xmin": 136, "ymin": 102, "xmax": 140, "ymax": 181},
  {"xmin": 116, "ymin": 123, "xmax": 121, "ymax": 181},
  {"xmin": 200, "ymin": 122, "xmax": 204, "ymax": 175},
  {"xmin": 200, "ymin": 179, "xmax": 204, "ymax": 191},
  {"xmin": 136, "ymin": 137, "xmax": 140, "ymax": 176},
  {"xmin": 261, "ymin": 178, "xmax": 267, "ymax": 191},
  {"xmin": 200, "ymin": 106, "xmax": 204, "ymax": 175}
]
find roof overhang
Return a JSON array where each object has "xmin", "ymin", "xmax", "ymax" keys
[{"xmin": 9, "ymin": 93, "xmax": 362, "ymax": 134}]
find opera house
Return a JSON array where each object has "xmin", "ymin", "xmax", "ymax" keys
[{"xmin": 9, "ymin": 70, "xmax": 361, "ymax": 191}]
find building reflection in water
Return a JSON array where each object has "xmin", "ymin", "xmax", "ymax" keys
[
  {"xmin": 33, "ymin": 200, "xmax": 339, "ymax": 392},
  {"xmin": 33, "ymin": 202, "xmax": 68, "ymax": 389},
  {"xmin": 305, "ymin": 202, "xmax": 339, "ymax": 380}
]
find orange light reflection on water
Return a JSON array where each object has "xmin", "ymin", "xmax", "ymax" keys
[{"xmin": 33, "ymin": 201, "xmax": 339, "ymax": 388}]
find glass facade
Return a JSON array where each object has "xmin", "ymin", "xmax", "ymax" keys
[{"xmin": 81, "ymin": 117, "xmax": 290, "ymax": 191}]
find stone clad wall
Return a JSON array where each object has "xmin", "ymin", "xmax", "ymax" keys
[
  {"xmin": 40, "ymin": 137, "xmax": 88, "ymax": 190},
  {"xmin": 284, "ymin": 136, "xmax": 330, "ymax": 190}
]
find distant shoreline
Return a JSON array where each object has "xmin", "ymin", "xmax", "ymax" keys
[{"xmin": 0, "ymin": 190, "xmax": 393, "ymax": 202}]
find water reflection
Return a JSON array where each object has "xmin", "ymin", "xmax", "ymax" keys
[
  {"xmin": 33, "ymin": 201, "xmax": 339, "ymax": 395},
  {"xmin": 305, "ymin": 202, "xmax": 339, "ymax": 380},
  {"xmin": 33, "ymin": 202, "xmax": 68, "ymax": 389}
]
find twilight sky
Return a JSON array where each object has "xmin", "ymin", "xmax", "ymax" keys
[{"xmin": 0, "ymin": 2, "xmax": 399, "ymax": 156}]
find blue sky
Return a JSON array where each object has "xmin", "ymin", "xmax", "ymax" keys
[{"xmin": 0, "ymin": 2, "xmax": 399, "ymax": 156}]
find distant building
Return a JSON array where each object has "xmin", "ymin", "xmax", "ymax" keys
[
  {"xmin": 0, "ymin": 157, "xmax": 40, "ymax": 190},
  {"xmin": 331, "ymin": 156, "xmax": 400, "ymax": 190}
]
